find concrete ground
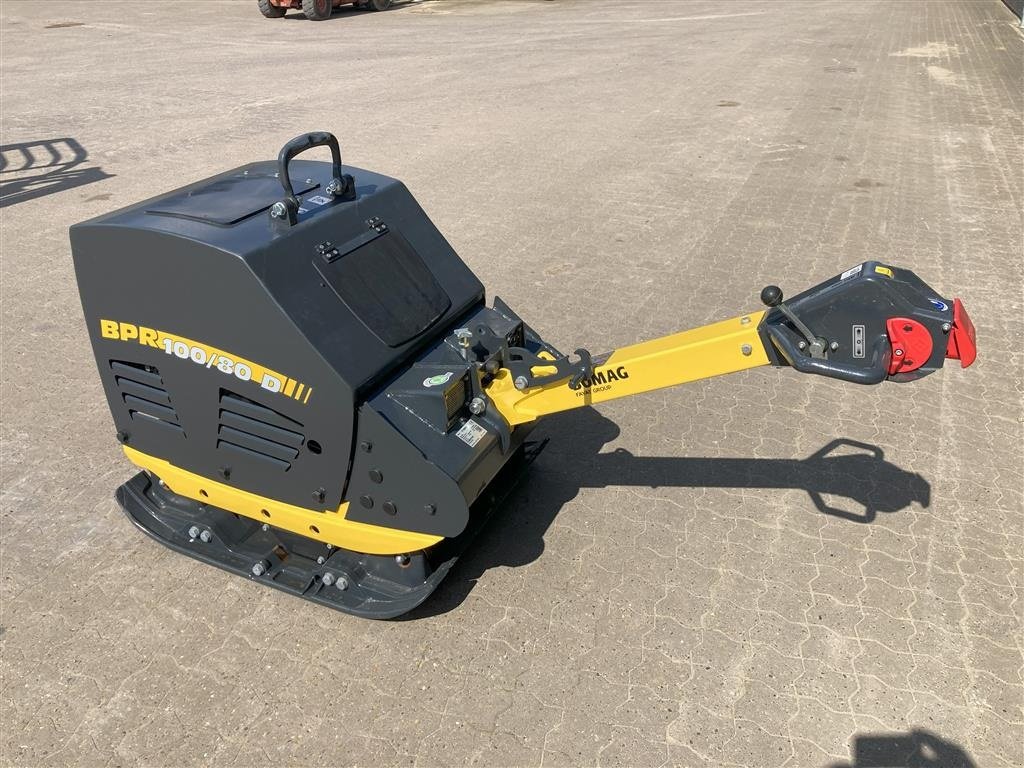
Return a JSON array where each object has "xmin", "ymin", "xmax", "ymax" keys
[{"xmin": 1, "ymin": 1, "xmax": 1021, "ymax": 766}]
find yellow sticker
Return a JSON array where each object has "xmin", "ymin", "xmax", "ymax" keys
[
  {"xmin": 874, "ymin": 265, "xmax": 894, "ymax": 278},
  {"xmin": 99, "ymin": 319, "xmax": 312, "ymax": 405}
]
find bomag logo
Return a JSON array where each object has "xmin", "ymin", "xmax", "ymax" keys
[{"xmin": 577, "ymin": 365, "xmax": 629, "ymax": 389}]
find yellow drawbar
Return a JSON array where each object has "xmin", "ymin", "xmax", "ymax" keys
[{"xmin": 487, "ymin": 312, "xmax": 770, "ymax": 425}]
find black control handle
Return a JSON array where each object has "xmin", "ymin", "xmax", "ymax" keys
[
  {"xmin": 760, "ymin": 285, "xmax": 784, "ymax": 307},
  {"xmin": 766, "ymin": 324, "xmax": 890, "ymax": 385}
]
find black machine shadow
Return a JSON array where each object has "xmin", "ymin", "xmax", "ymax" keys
[
  {"xmin": 829, "ymin": 729, "xmax": 976, "ymax": 768},
  {"xmin": 0, "ymin": 138, "xmax": 112, "ymax": 209},
  {"xmin": 404, "ymin": 406, "xmax": 930, "ymax": 619}
]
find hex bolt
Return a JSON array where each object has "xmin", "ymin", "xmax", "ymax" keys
[
  {"xmin": 740, "ymin": 316, "xmax": 751, "ymax": 325},
  {"xmin": 395, "ymin": 554, "xmax": 411, "ymax": 567},
  {"xmin": 199, "ymin": 530, "xmax": 213, "ymax": 543},
  {"xmin": 740, "ymin": 344, "xmax": 752, "ymax": 356},
  {"xmin": 942, "ymin": 322, "xmax": 952, "ymax": 333},
  {"xmin": 514, "ymin": 376, "xmax": 529, "ymax": 390},
  {"xmin": 894, "ymin": 348, "xmax": 905, "ymax": 357},
  {"xmin": 798, "ymin": 341, "xmax": 807, "ymax": 350},
  {"xmin": 270, "ymin": 201, "xmax": 288, "ymax": 219},
  {"xmin": 188, "ymin": 525, "xmax": 201, "ymax": 539},
  {"xmin": 336, "ymin": 575, "xmax": 349, "ymax": 591},
  {"xmin": 251, "ymin": 561, "xmax": 269, "ymax": 577},
  {"xmin": 261, "ymin": 523, "xmax": 270, "ymax": 532},
  {"xmin": 322, "ymin": 572, "xmax": 336, "ymax": 587},
  {"xmin": 424, "ymin": 504, "xmax": 436, "ymax": 516},
  {"xmin": 830, "ymin": 341, "xmax": 840, "ymax": 351},
  {"xmin": 317, "ymin": 555, "xmax": 326, "ymax": 565},
  {"xmin": 468, "ymin": 397, "xmax": 486, "ymax": 415}
]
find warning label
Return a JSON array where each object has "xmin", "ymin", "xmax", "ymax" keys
[{"xmin": 455, "ymin": 420, "xmax": 487, "ymax": 448}]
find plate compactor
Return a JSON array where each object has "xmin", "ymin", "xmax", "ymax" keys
[{"xmin": 71, "ymin": 133, "xmax": 978, "ymax": 618}]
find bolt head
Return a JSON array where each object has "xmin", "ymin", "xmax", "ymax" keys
[
  {"xmin": 894, "ymin": 348, "xmax": 904, "ymax": 356},
  {"xmin": 199, "ymin": 530, "xmax": 213, "ymax": 543},
  {"xmin": 270, "ymin": 201, "xmax": 288, "ymax": 219},
  {"xmin": 326, "ymin": 178, "xmax": 343, "ymax": 196},
  {"xmin": 798, "ymin": 341, "xmax": 807, "ymax": 350},
  {"xmin": 942, "ymin": 322, "xmax": 952, "ymax": 333},
  {"xmin": 514, "ymin": 376, "xmax": 529, "ymax": 390},
  {"xmin": 261, "ymin": 523, "xmax": 270, "ymax": 532},
  {"xmin": 317, "ymin": 555, "xmax": 326, "ymax": 565},
  {"xmin": 251, "ymin": 562, "xmax": 266, "ymax": 577},
  {"xmin": 830, "ymin": 341, "xmax": 840, "ymax": 351},
  {"xmin": 188, "ymin": 526, "xmax": 201, "ymax": 539},
  {"xmin": 395, "ymin": 554, "xmax": 411, "ymax": 567},
  {"xmin": 322, "ymin": 572, "xmax": 336, "ymax": 587},
  {"xmin": 468, "ymin": 397, "xmax": 486, "ymax": 415},
  {"xmin": 740, "ymin": 344, "xmax": 752, "ymax": 356},
  {"xmin": 336, "ymin": 576, "xmax": 349, "ymax": 591}
]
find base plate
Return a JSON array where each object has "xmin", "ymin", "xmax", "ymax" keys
[{"xmin": 117, "ymin": 440, "xmax": 545, "ymax": 619}]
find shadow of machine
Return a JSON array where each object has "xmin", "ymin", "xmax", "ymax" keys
[
  {"xmin": 830, "ymin": 729, "xmax": 976, "ymax": 767},
  {"xmin": 406, "ymin": 406, "xmax": 931, "ymax": 617},
  {"xmin": 0, "ymin": 138, "xmax": 112, "ymax": 209}
]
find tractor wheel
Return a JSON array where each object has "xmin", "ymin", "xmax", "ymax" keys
[
  {"xmin": 302, "ymin": 0, "xmax": 333, "ymax": 20},
  {"xmin": 258, "ymin": 0, "xmax": 286, "ymax": 18},
  {"xmin": 370, "ymin": 0, "xmax": 391, "ymax": 9}
]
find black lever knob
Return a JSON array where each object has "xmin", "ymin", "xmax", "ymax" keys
[{"xmin": 760, "ymin": 285, "xmax": 783, "ymax": 307}]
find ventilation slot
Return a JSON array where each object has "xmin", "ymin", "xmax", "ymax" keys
[
  {"xmin": 444, "ymin": 373, "xmax": 468, "ymax": 425},
  {"xmin": 218, "ymin": 390, "xmax": 305, "ymax": 471},
  {"xmin": 111, "ymin": 361, "xmax": 184, "ymax": 436}
]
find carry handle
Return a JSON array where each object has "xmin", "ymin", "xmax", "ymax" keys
[{"xmin": 271, "ymin": 132, "xmax": 351, "ymax": 224}]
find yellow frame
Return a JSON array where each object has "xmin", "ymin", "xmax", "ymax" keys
[{"xmin": 123, "ymin": 446, "xmax": 443, "ymax": 555}]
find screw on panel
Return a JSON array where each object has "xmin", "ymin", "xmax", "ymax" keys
[
  {"xmin": 740, "ymin": 316, "xmax": 751, "ymax": 324},
  {"xmin": 261, "ymin": 524, "xmax": 270, "ymax": 532},
  {"xmin": 312, "ymin": 488, "xmax": 326, "ymax": 503},
  {"xmin": 369, "ymin": 469, "xmax": 383, "ymax": 484},
  {"xmin": 798, "ymin": 341, "xmax": 807, "ymax": 350},
  {"xmin": 270, "ymin": 201, "xmax": 288, "ymax": 219},
  {"xmin": 199, "ymin": 530, "xmax": 213, "ymax": 543},
  {"xmin": 830, "ymin": 341, "xmax": 840, "ymax": 351},
  {"xmin": 322, "ymin": 572, "xmax": 336, "ymax": 587},
  {"xmin": 251, "ymin": 561, "xmax": 269, "ymax": 577},
  {"xmin": 188, "ymin": 525, "xmax": 201, "ymax": 539},
  {"xmin": 336, "ymin": 575, "xmax": 349, "ymax": 591},
  {"xmin": 424, "ymin": 504, "xmax": 436, "ymax": 516},
  {"xmin": 359, "ymin": 441, "xmax": 373, "ymax": 453},
  {"xmin": 468, "ymin": 397, "xmax": 486, "ymax": 415},
  {"xmin": 382, "ymin": 501, "xmax": 397, "ymax": 516},
  {"xmin": 514, "ymin": 376, "xmax": 529, "ymax": 390},
  {"xmin": 740, "ymin": 344, "xmax": 752, "ymax": 356},
  {"xmin": 395, "ymin": 554, "xmax": 411, "ymax": 567},
  {"xmin": 359, "ymin": 495, "xmax": 374, "ymax": 509},
  {"xmin": 942, "ymin": 322, "xmax": 952, "ymax": 332},
  {"xmin": 317, "ymin": 555, "xmax": 326, "ymax": 565}
]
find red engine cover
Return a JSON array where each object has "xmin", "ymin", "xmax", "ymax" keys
[{"xmin": 886, "ymin": 318, "xmax": 933, "ymax": 376}]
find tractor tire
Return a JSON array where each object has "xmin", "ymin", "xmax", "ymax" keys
[
  {"xmin": 369, "ymin": 0, "xmax": 391, "ymax": 9},
  {"xmin": 302, "ymin": 0, "xmax": 333, "ymax": 20},
  {"xmin": 258, "ymin": 0, "xmax": 287, "ymax": 18}
]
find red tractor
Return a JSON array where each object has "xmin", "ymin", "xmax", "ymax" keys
[{"xmin": 258, "ymin": 0, "xmax": 391, "ymax": 20}]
